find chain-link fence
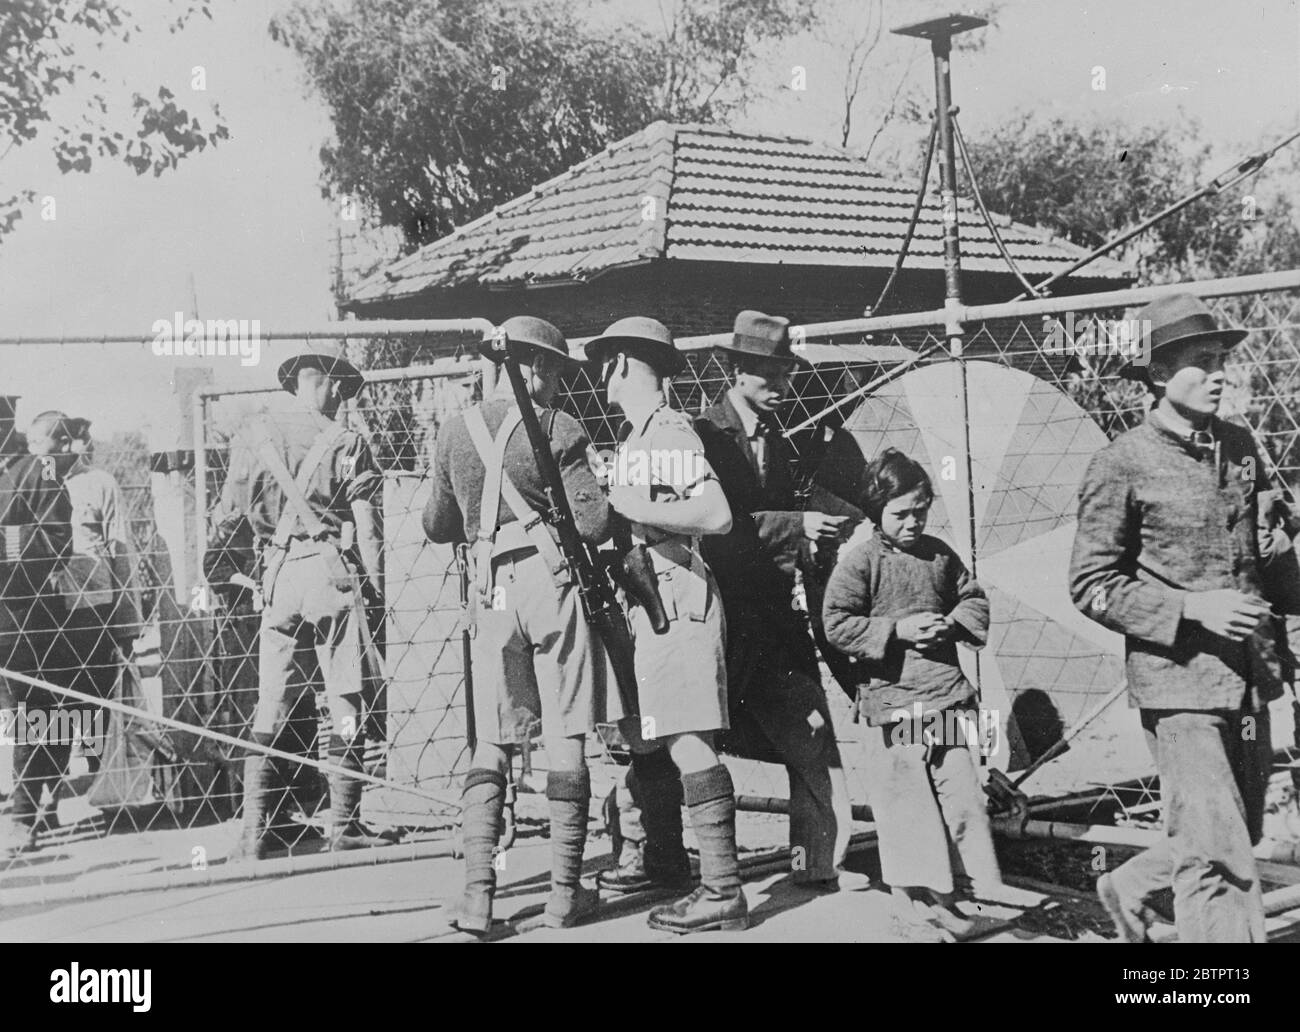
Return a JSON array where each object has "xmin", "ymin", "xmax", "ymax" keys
[{"xmin": 3, "ymin": 271, "xmax": 1298, "ymax": 896}]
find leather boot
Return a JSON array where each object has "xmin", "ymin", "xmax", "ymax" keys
[
  {"xmin": 327, "ymin": 745, "xmax": 401, "ymax": 851},
  {"xmin": 455, "ymin": 768, "xmax": 506, "ymax": 934},
  {"xmin": 228, "ymin": 752, "xmax": 274, "ymax": 862},
  {"xmin": 267, "ymin": 756, "xmax": 325, "ymax": 850},
  {"xmin": 544, "ymin": 769, "xmax": 599, "ymax": 928},
  {"xmin": 598, "ymin": 751, "xmax": 691, "ymax": 894},
  {"xmin": 648, "ymin": 765, "xmax": 748, "ymax": 934}
]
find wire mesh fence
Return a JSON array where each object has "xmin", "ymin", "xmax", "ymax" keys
[{"xmin": 2, "ymin": 272, "xmax": 1298, "ymax": 895}]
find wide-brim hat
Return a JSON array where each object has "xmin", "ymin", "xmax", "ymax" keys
[
  {"xmin": 277, "ymin": 340, "xmax": 365, "ymax": 400},
  {"xmin": 715, "ymin": 309, "xmax": 809, "ymax": 368},
  {"xmin": 66, "ymin": 417, "xmax": 92, "ymax": 441},
  {"xmin": 584, "ymin": 316, "xmax": 687, "ymax": 376},
  {"xmin": 1119, "ymin": 293, "xmax": 1247, "ymax": 383},
  {"xmin": 479, "ymin": 315, "xmax": 581, "ymax": 368}
]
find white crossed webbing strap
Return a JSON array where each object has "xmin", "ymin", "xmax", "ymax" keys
[
  {"xmin": 254, "ymin": 419, "xmax": 348, "ymax": 546},
  {"xmin": 253, "ymin": 417, "xmax": 386, "ymax": 702},
  {"xmin": 462, "ymin": 404, "xmax": 568, "ymax": 602}
]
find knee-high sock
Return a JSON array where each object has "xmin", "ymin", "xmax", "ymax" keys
[
  {"xmin": 327, "ymin": 734, "xmax": 366, "ymax": 830},
  {"xmin": 461, "ymin": 768, "xmax": 506, "ymax": 902},
  {"xmin": 629, "ymin": 749, "xmax": 686, "ymax": 869},
  {"xmin": 238, "ymin": 733, "xmax": 277, "ymax": 838},
  {"xmin": 547, "ymin": 769, "xmax": 591, "ymax": 891},
  {"xmin": 683, "ymin": 765, "xmax": 740, "ymax": 894},
  {"xmin": 10, "ymin": 741, "xmax": 45, "ymax": 824}
]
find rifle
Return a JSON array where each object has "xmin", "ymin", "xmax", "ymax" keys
[
  {"xmin": 455, "ymin": 542, "xmax": 477, "ymax": 752},
  {"xmin": 491, "ymin": 333, "xmax": 641, "ymax": 716}
]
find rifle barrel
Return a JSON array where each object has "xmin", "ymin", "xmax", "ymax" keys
[{"xmin": 494, "ymin": 345, "xmax": 641, "ymax": 715}]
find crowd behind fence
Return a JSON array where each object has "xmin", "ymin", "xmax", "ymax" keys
[{"xmin": 2, "ymin": 270, "xmax": 1298, "ymax": 893}]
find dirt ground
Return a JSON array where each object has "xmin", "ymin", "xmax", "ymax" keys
[
  {"xmin": 6, "ymin": 689, "xmax": 1300, "ymax": 942},
  {"xmin": 7, "ymin": 791, "xmax": 1300, "ymax": 943},
  {"xmin": 0, "ymin": 815, "xmax": 1073, "ymax": 944}
]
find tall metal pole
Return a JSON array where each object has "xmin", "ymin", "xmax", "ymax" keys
[
  {"xmin": 931, "ymin": 32, "xmax": 964, "ymax": 326},
  {"xmin": 893, "ymin": 14, "xmax": 987, "ymax": 580},
  {"xmin": 934, "ymin": 36, "xmax": 978, "ymax": 605},
  {"xmin": 893, "ymin": 14, "xmax": 988, "ymax": 724}
]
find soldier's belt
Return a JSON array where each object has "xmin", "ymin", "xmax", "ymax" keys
[
  {"xmin": 642, "ymin": 536, "xmax": 701, "ymax": 573},
  {"xmin": 633, "ymin": 533, "xmax": 710, "ymax": 622},
  {"xmin": 262, "ymin": 534, "xmax": 354, "ymax": 594}
]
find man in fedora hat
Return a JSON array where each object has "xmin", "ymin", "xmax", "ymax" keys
[
  {"xmin": 586, "ymin": 316, "xmax": 749, "ymax": 933},
  {"xmin": 692, "ymin": 310, "xmax": 853, "ymax": 890},
  {"xmin": 1071, "ymin": 293, "xmax": 1299, "ymax": 942},
  {"xmin": 217, "ymin": 339, "xmax": 395, "ymax": 859},
  {"xmin": 425, "ymin": 315, "xmax": 611, "ymax": 934}
]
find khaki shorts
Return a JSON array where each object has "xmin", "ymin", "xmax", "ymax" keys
[
  {"xmin": 470, "ymin": 548, "xmax": 606, "ymax": 745},
  {"xmin": 628, "ymin": 562, "xmax": 728, "ymax": 739},
  {"xmin": 255, "ymin": 539, "xmax": 370, "ymax": 739}
]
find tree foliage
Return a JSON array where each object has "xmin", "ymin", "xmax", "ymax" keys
[
  {"xmin": 652, "ymin": 0, "xmax": 818, "ymax": 121},
  {"xmin": 962, "ymin": 112, "xmax": 1300, "ymax": 284},
  {"xmin": 963, "ymin": 111, "xmax": 1300, "ymax": 481},
  {"xmin": 271, "ymin": 0, "xmax": 817, "ymax": 250},
  {"xmin": 0, "ymin": 0, "xmax": 230, "ymax": 240}
]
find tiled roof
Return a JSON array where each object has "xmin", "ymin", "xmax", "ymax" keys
[{"xmin": 349, "ymin": 122, "xmax": 1132, "ymax": 306}]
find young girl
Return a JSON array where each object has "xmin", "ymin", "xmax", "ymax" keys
[{"xmin": 821, "ymin": 448, "xmax": 1001, "ymax": 940}]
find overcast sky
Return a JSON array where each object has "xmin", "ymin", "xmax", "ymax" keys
[{"xmin": 0, "ymin": 0, "xmax": 1297, "ymax": 437}]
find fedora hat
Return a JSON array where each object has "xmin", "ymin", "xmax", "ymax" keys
[
  {"xmin": 277, "ymin": 340, "xmax": 365, "ymax": 400},
  {"xmin": 716, "ymin": 310, "xmax": 809, "ymax": 367},
  {"xmin": 584, "ymin": 316, "xmax": 687, "ymax": 376},
  {"xmin": 1120, "ymin": 293, "xmax": 1247, "ymax": 383},
  {"xmin": 479, "ymin": 315, "xmax": 580, "ymax": 367}
]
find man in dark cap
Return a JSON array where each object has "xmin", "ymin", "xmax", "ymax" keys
[
  {"xmin": 216, "ymin": 340, "xmax": 394, "ymax": 859},
  {"xmin": 425, "ymin": 316, "xmax": 612, "ymax": 934},
  {"xmin": 1071, "ymin": 293, "xmax": 1299, "ymax": 943}
]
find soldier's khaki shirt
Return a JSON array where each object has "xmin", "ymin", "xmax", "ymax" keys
[
  {"xmin": 213, "ymin": 408, "xmax": 382, "ymax": 543},
  {"xmin": 610, "ymin": 402, "xmax": 728, "ymax": 735},
  {"xmin": 614, "ymin": 403, "xmax": 715, "ymax": 590}
]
